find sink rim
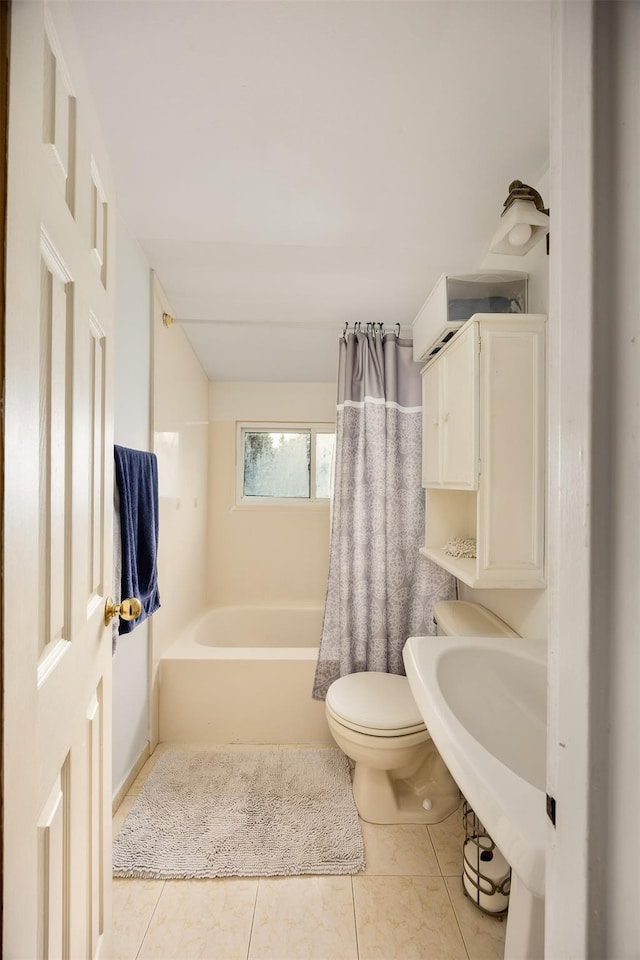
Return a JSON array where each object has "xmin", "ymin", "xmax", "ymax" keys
[
  {"xmin": 435, "ymin": 644, "xmax": 547, "ymax": 791},
  {"xmin": 403, "ymin": 634, "xmax": 547, "ymax": 899}
]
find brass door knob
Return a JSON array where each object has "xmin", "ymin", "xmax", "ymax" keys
[{"xmin": 104, "ymin": 596, "xmax": 142, "ymax": 626}]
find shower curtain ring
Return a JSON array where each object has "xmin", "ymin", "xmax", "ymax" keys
[
  {"xmin": 396, "ymin": 323, "xmax": 401, "ymax": 337},
  {"xmin": 342, "ymin": 322, "xmax": 348, "ymax": 341}
]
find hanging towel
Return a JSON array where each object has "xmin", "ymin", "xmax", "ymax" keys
[
  {"xmin": 112, "ymin": 480, "xmax": 122, "ymax": 653},
  {"xmin": 114, "ymin": 445, "xmax": 161, "ymax": 635}
]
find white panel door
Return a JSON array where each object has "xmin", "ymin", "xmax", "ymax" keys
[{"xmin": 4, "ymin": 4, "xmax": 116, "ymax": 957}]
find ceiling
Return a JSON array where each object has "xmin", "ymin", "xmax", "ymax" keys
[{"xmin": 70, "ymin": 1, "xmax": 550, "ymax": 382}]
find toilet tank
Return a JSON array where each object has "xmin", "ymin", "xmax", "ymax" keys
[{"xmin": 433, "ymin": 600, "xmax": 519, "ymax": 638}]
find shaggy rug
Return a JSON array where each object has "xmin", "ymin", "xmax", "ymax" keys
[{"xmin": 113, "ymin": 747, "xmax": 365, "ymax": 879}]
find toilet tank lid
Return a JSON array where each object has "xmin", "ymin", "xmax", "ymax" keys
[
  {"xmin": 433, "ymin": 601, "xmax": 519, "ymax": 638},
  {"xmin": 326, "ymin": 671, "xmax": 425, "ymax": 731}
]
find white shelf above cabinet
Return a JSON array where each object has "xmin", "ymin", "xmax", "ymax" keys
[
  {"xmin": 420, "ymin": 544, "xmax": 546, "ymax": 590},
  {"xmin": 421, "ymin": 314, "xmax": 546, "ymax": 589},
  {"xmin": 412, "ymin": 271, "xmax": 529, "ymax": 363},
  {"xmin": 419, "ymin": 546, "xmax": 477, "ymax": 585}
]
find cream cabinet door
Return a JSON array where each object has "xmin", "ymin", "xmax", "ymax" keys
[
  {"xmin": 422, "ymin": 323, "xmax": 479, "ymax": 490},
  {"xmin": 4, "ymin": 4, "xmax": 115, "ymax": 957},
  {"xmin": 440, "ymin": 323, "xmax": 479, "ymax": 488},
  {"xmin": 421, "ymin": 360, "xmax": 441, "ymax": 486}
]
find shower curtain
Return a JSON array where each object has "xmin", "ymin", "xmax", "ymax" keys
[{"xmin": 312, "ymin": 328, "xmax": 456, "ymax": 700}]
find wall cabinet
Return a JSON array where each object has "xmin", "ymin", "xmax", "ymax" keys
[{"xmin": 420, "ymin": 314, "xmax": 546, "ymax": 589}]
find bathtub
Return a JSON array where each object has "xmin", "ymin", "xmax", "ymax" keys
[{"xmin": 159, "ymin": 606, "xmax": 332, "ymax": 745}]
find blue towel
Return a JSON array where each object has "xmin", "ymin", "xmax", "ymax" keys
[{"xmin": 114, "ymin": 445, "xmax": 161, "ymax": 634}]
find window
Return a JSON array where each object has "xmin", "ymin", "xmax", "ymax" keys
[{"xmin": 237, "ymin": 423, "xmax": 335, "ymax": 505}]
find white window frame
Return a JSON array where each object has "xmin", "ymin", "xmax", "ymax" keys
[{"xmin": 235, "ymin": 422, "xmax": 335, "ymax": 507}]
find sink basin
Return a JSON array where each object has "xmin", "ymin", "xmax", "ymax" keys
[{"xmin": 403, "ymin": 635, "xmax": 547, "ymax": 900}]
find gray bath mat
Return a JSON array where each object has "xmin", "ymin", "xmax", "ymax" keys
[{"xmin": 113, "ymin": 747, "xmax": 365, "ymax": 879}]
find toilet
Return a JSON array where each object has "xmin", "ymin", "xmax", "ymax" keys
[{"xmin": 325, "ymin": 600, "xmax": 519, "ymax": 825}]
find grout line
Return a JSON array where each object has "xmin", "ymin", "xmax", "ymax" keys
[
  {"xmin": 351, "ymin": 875, "xmax": 360, "ymax": 960},
  {"xmin": 245, "ymin": 877, "xmax": 261, "ymax": 960},
  {"xmin": 443, "ymin": 876, "xmax": 472, "ymax": 960},
  {"xmin": 134, "ymin": 880, "xmax": 166, "ymax": 960},
  {"xmin": 423, "ymin": 823, "xmax": 442, "ymax": 876}
]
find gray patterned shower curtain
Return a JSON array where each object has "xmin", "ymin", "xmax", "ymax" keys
[{"xmin": 312, "ymin": 329, "xmax": 456, "ymax": 700}]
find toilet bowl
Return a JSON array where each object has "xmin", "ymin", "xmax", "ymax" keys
[
  {"xmin": 326, "ymin": 671, "xmax": 459, "ymax": 824},
  {"xmin": 326, "ymin": 601, "xmax": 518, "ymax": 826}
]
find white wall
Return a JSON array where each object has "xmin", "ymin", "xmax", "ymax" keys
[
  {"xmin": 208, "ymin": 382, "xmax": 335, "ymax": 606},
  {"xmin": 457, "ymin": 171, "xmax": 550, "ymax": 639},
  {"xmin": 150, "ymin": 278, "xmax": 210, "ymax": 746},
  {"xmin": 112, "ymin": 216, "xmax": 152, "ymax": 798}
]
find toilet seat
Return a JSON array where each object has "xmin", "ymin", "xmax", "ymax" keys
[
  {"xmin": 326, "ymin": 702, "xmax": 427, "ymax": 738},
  {"xmin": 326, "ymin": 671, "xmax": 427, "ymax": 737}
]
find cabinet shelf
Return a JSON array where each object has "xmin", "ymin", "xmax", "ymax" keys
[
  {"xmin": 419, "ymin": 547, "xmax": 476, "ymax": 584},
  {"xmin": 420, "ymin": 545, "xmax": 546, "ymax": 590}
]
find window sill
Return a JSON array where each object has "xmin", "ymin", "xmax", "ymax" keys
[{"xmin": 232, "ymin": 499, "xmax": 330, "ymax": 512}]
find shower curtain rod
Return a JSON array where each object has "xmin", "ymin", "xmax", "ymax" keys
[
  {"xmin": 162, "ymin": 313, "xmax": 406, "ymax": 338},
  {"xmin": 162, "ymin": 315, "xmax": 344, "ymax": 329},
  {"xmin": 341, "ymin": 322, "xmax": 401, "ymax": 340}
]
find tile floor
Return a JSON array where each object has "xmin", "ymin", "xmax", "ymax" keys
[{"xmin": 112, "ymin": 745, "xmax": 506, "ymax": 960}]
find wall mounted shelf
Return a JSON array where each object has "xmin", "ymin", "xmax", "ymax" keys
[{"xmin": 421, "ymin": 314, "xmax": 546, "ymax": 589}]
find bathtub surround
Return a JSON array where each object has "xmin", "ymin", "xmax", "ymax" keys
[
  {"xmin": 151, "ymin": 277, "xmax": 210, "ymax": 748},
  {"xmin": 208, "ymin": 381, "xmax": 335, "ymax": 607},
  {"xmin": 313, "ymin": 330, "xmax": 455, "ymax": 699},
  {"xmin": 113, "ymin": 746, "xmax": 365, "ymax": 878}
]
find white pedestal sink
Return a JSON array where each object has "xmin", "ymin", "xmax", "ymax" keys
[{"xmin": 403, "ymin": 635, "xmax": 547, "ymax": 960}]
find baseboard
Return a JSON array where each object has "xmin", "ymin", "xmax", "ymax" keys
[{"xmin": 112, "ymin": 741, "xmax": 150, "ymax": 815}]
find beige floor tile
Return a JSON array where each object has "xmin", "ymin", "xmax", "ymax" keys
[
  {"xmin": 446, "ymin": 877, "xmax": 506, "ymax": 960},
  {"xmin": 137, "ymin": 878, "xmax": 258, "ymax": 959},
  {"xmin": 428, "ymin": 806, "xmax": 465, "ymax": 876},
  {"xmin": 360, "ymin": 820, "xmax": 440, "ymax": 876},
  {"xmin": 249, "ymin": 876, "xmax": 358, "ymax": 960},
  {"xmin": 113, "ymin": 796, "xmax": 136, "ymax": 839},
  {"xmin": 112, "ymin": 879, "xmax": 164, "ymax": 960},
  {"xmin": 353, "ymin": 875, "xmax": 467, "ymax": 960}
]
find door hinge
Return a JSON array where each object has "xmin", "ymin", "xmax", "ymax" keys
[{"xmin": 546, "ymin": 793, "xmax": 557, "ymax": 827}]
